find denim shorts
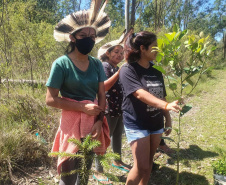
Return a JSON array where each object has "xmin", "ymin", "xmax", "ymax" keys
[{"xmin": 124, "ymin": 125, "xmax": 164, "ymax": 144}]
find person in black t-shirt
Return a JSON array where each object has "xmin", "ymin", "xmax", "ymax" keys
[
  {"xmin": 119, "ymin": 30, "xmax": 181, "ymax": 185},
  {"xmin": 93, "ymin": 32, "xmax": 131, "ymax": 183}
]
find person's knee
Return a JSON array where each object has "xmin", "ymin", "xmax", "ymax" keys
[{"xmin": 136, "ymin": 164, "xmax": 150, "ymax": 176}]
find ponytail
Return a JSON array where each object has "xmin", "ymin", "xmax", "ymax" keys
[{"xmin": 124, "ymin": 31, "xmax": 157, "ymax": 64}]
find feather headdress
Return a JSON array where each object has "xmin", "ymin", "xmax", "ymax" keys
[
  {"xmin": 98, "ymin": 29, "xmax": 128, "ymax": 59},
  {"xmin": 54, "ymin": 0, "xmax": 111, "ymax": 43}
]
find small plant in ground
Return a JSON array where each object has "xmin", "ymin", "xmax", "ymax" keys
[
  {"xmin": 154, "ymin": 24, "xmax": 216, "ymax": 185},
  {"xmin": 212, "ymin": 158, "xmax": 226, "ymax": 176},
  {"xmin": 212, "ymin": 157, "xmax": 226, "ymax": 185},
  {"xmin": 49, "ymin": 134, "xmax": 120, "ymax": 185}
]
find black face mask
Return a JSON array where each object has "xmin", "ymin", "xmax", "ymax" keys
[{"xmin": 75, "ymin": 37, "xmax": 95, "ymax": 55}]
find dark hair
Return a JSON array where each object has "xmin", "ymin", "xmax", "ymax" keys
[
  {"xmin": 99, "ymin": 46, "xmax": 116, "ymax": 61},
  {"xmin": 65, "ymin": 29, "xmax": 82, "ymax": 54},
  {"xmin": 124, "ymin": 31, "xmax": 157, "ymax": 63}
]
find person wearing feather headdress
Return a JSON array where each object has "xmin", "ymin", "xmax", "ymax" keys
[
  {"xmin": 93, "ymin": 30, "xmax": 132, "ymax": 182},
  {"xmin": 45, "ymin": 1, "xmax": 111, "ymax": 184}
]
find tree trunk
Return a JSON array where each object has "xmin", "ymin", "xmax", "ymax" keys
[
  {"xmin": 78, "ymin": 0, "xmax": 81, "ymax": 11},
  {"xmin": 131, "ymin": 0, "xmax": 136, "ymax": 27},
  {"xmin": 125, "ymin": 0, "xmax": 130, "ymax": 32},
  {"xmin": 154, "ymin": 0, "xmax": 158, "ymax": 31},
  {"xmin": 72, "ymin": 0, "xmax": 76, "ymax": 11},
  {"xmin": 158, "ymin": 0, "xmax": 162, "ymax": 29},
  {"xmin": 224, "ymin": 32, "xmax": 226, "ymax": 59}
]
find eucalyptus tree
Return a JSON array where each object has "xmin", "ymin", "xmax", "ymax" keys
[
  {"xmin": 136, "ymin": 0, "xmax": 213, "ymax": 32},
  {"xmin": 211, "ymin": 0, "xmax": 226, "ymax": 59},
  {"xmin": 105, "ymin": 0, "xmax": 124, "ymax": 27},
  {"xmin": 125, "ymin": 0, "xmax": 138, "ymax": 32},
  {"xmin": 136, "ymin": 0, "xmax": 179, "ymax": 30},
  {"xmin": 125, "ymin": 0, "xmax": 129, "ymax": 31}
]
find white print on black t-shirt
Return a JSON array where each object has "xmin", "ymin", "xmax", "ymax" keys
[{"xmin": 145, "ymin": 77, "xmax": 164, "ymax": 112}]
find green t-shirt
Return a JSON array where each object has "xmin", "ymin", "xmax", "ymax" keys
[{"xmin": 46, "ymin": 55, "xmax": 106, "ymax": 101}]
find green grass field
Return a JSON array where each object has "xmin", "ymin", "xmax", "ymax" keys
[{"xmin": 0, "ymin": 68, "xmax": 225, "ymax": 185}]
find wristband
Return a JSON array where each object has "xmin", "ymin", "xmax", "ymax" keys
[
  {"xmin": 165, "ymin": 103, "xmax": 169, "ymax": 110},
  {"xmin": 97, "ymin": 111, "xmax": 105, "ymax": 122}
]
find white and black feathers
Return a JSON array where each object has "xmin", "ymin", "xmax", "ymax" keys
[
  {"xmin": 98, "ymin": 29, "xmax": 128, "ymax": 59},
  {"xmin": 54, "ymin": 0, "xmax": 111, "ymax": 43}
]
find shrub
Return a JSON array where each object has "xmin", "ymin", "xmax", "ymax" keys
[{"xmin": 213, "ymin": 158, "xmax": 226, "ymax": 176}]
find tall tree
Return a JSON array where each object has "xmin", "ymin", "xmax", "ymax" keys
[
  {"xmin": 131, "ymin": 0, "xmax": 136, "ymax": 27},
  {"xmin": 105, "ymin": 0, "xmax": 124, "ymax": 27},
  {"xmin": 137, "ymin": 0, "xmax": 179, "ymax": 30},
  {"xmin": 124, "ymin": 0, "xmax": 137, "ymax": 32},
  {"xmin": 125, "ymin": 0, "xmax": 130, "ymax": 31}
]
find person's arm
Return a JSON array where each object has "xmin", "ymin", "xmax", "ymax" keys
[
  {"xmin": 46, "ymin": 87, "xmax": 103, "ymax": 116},
  {"xmin": 97, "ymin": 81, "xmax": 106, "ymax": 112},
  {"xmin": 104, "ymin": 70, "xmax": 120, "ymax": 91},
  {"xmin": 91, "ymin": 82, "xmax": 106, "ymax": 139},
  {"xmin": 163, "ymin": 109, "xmax": 172, "ymax": 136},
  {"xmin": 162, "ymin": 97, "xmax": 172, "ymax": 136},
  {"xmin": 133, "ymin": 89, "xmax": 181, "ymax": 112}
]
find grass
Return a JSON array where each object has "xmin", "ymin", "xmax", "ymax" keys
[
  {"xmin": 0, "ymin": 83, "xmax": 58, "ymax": 184},
  {"xmin": 0, "ymin": 68, "xmax": 225, "ymax": 184},
  {"xmin": 148, "ymin": 68, "xmax": 226, "ymax": 185}
]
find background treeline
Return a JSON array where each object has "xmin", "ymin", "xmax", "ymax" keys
[
  {"xmin": 0, "ymin": 0, "xmax": 225, "ymax": 184},
  {"xmin": 0, "ymin": 0, "xmax": 225, "ymax": 84}
]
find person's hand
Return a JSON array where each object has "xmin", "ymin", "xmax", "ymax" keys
[
  {"xmin": 164, "ymin": 120, "xmax": 172, "ymax": 136},
  {"xmin": 90, "ymin": 120, "xmax": 102, "ymax": 139},
  {"xmin": 83, "ymin": 104, "xmax": 103, "ymax": 116},
  {"xmin": 166, "ymin": 100, "xmax": 182, "ymax": 113}
]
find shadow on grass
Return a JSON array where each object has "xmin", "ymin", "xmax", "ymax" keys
[
  {"xmin": 166, "ymin": 144, "xmax": 218, "ymax": 165},
  {"xmin": 150, "ymin": 166, "xmax": 209, "ymax": 185}
]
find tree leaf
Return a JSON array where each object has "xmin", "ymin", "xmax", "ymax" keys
[
  {"xmin": 165, "ymin": 32, "xmax": 176, "ymax": 42},
  {"xmin": 167, "ymin": 76, "xmax": 177, "ymax": 81},
  {"xmin": 174, "ymin": 31, "xmax": 181, "ymax": 40},
  {"xmin": 183, "ymin": 67, "xmax": 190, "ymax": 74},
  {"xmin": 198, "ymin": 38, "xmax": 205, "ymax": 44},
  {"xmin": 169, "ymin": 83, "xmax": 177, "ymax": 90},
  {"xmin": 184, "ymin": 68, "xmax": 200, "ymax": 81},
  {"xmin": 211, "ymin": 46, "xmax": 217, "ymax": 51},
  {"xmin": 186, "ymin": 78, "xmax": 194, "ymax": 86},
  {"xmin": 178, "ymin": 29, "xmax": 187, "ymax": 40},
  {"xmin": 153, "ymin": 65, "xmax": 166, "ymax": 74},
  {"xmin": 157, "ymin": 39, "xmax": 164, "ymax": 49},
  {"xmin": 173, "ymin": 128, "xmax": 179, "ymax": 133},
  {"xmin": 156, "ymin": 53, "xmax": 163, "ymax": 63},
  {"xmin": 173, "ymin": 24, "xmax": 179, "ymax": 32},
  {"xmin": 201, "ymin": 66, "xmax": 214, "ymax": 74},
  {"xmin": 180, "ymin": 104, "xmax": 192, "ymax": 117},
  {"xmin": 163, "ymin": 37, "xmax": 170, "ymax": 44}
]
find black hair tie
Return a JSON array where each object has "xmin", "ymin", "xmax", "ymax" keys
[{"xmin": 132, "ymin": 33, "xmax": 137, "ymax": 38}]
